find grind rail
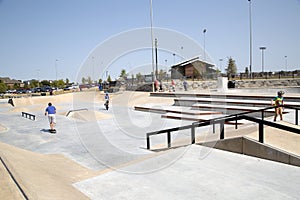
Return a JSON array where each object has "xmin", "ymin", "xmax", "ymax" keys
[
  {"xmin": 21, "ymin": 112, "xmax": 36, "ymax": 121},
  {"xmin": 66, "ymin": 108, "xmax": 88, "ymax": 116},
  {"xmin": 146, "ymin": 105, "xmax": 300, "ymax": 150}
]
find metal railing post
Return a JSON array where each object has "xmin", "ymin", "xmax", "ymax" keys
[
  {"xmin": 191, "ymin": 125, "xmax": 195, "ymax": 144},
  {"xmin": 220, "ymin": 120, "xmax": 224, "ymax": 139},
  {"xmin": 146, "ymin": 134, "xmax": 150, "ymax": 149},
  {"xmin": 167, "ymin": 131, "xmax": 171, "ymax": 148},
  {"xmin": 259, "ymin": 121, "xmax": 264, "ymax": 143},
  {"xmin": 296, "ymin": 108, "xmax": 299, "ymax": 125},
  {"xmin": 235, "ymin": 114, "xmax": 238, "ymax": 129}
]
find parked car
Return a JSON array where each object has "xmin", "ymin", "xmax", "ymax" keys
[
  {"xmin": 41, "ymin": 86, "xmax": 52, "ymax": 92},
  {"xmin": 32, "ymin": 87, "xmax": 42, "ymax": 93}
]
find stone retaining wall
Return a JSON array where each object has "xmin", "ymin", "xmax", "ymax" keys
[
  {"xmin": 169, "ymin": 78, "xmax": 300, "ymax": 91},
  {"xmin": 124, "ymin": 78, "xmax": 300, "ymax": 92}
]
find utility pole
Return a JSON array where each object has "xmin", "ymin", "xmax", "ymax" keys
[{"xmin": 155, "ymin": 38, "xmax": 158, "ymax": 80}]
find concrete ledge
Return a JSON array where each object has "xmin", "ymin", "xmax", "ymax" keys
[{"xmin": 198, "ymin": 136, "xmax": 300, "ymax": 167}]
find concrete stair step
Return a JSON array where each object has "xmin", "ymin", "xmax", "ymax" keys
[
  {"xmin": 161, "ymin": 113, "xmax": 225, "ymax": 122},
  {"xmin": 174, "ymin": 97, "xmax": 300, "ymax": 107},
  {"xmin": 150, "ymin": 92, "xmax": 300, "ymax": 102},
  {"xmin": 134, "ymin": 105, "xmax": 222, "ymax": 115}
]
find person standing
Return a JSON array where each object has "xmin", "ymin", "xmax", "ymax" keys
[
  {"xmin": 183, "ymin": 80, "xmax": 187, "ymax": 91},
  {"xmin": 154, "ymin": 79, "xmax": 159, "ymax": 92},
  {"xmin": 45, "ymin": 102, "xmax": 56, "ymax": 131},
  {"xmin": 171, "ymin": 79, "xmax": 175, "ymax": 92},
  {"xmin": 104, "ymin": 92, "xmax": 110, "ymax": 110},
  {"xmin": 272, "ymin": 91, "xmax": 284, "ymax": 121}
]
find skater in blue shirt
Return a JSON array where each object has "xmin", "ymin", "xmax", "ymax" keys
[{"xmin": 45, "ymin": 102, "xmax": 56, "ymax": 131}]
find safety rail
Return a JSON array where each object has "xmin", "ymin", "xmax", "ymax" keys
[
  {"xmin": 21, "ymin": 112, "xmax": 36, "ymax": 121},
  {"xmin": 146, "ymin": 105, "xmax": 300, "ymax": 150}
]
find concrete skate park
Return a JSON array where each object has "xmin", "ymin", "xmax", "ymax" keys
[{"xmin": 0, "ymin": 85, "xmax": 300, "ymax": 199}]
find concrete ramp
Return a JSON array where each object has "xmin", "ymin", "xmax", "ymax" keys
[{"xmin": 198, "ymin": 136, "xmax": 300, "ymax": 167}]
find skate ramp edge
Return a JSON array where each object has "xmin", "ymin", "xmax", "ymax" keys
[{"xmin": 197, "ymin": 137, "xmax": 300, "ymax": 167}]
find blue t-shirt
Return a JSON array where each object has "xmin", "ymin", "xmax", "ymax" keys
[{"xmin": 46, "ymin": 106, "xmax": 56, "ymax": 114}]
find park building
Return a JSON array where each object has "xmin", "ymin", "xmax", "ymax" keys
[{"xmin": 170, "ymin": 56, "xmax": 216, "ymax": 80}]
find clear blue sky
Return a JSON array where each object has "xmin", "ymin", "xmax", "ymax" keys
[{"xmin": 0, "ymin": 0, "xmax": 299, "ymax": 82}]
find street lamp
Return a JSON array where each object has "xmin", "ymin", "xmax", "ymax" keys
[
  {"xmin": 259, "ymin": 46, "xmax": 266, "ymax": 73},
  {"xmin": 219, "ymin": 58, "xmax": 223, "ymax": 74},
  {"xmin": 284, "ymin": 56, "xmax": 288, "ymax": 72},
  {"xmin": 203, "ymin": 29, "xmax": 207, "ymax": 61},
  {"xmin": 55, "ymin": 59, "xmax": 58, "ymax": 86},
  {"xmin": 155, "ymin": 38, "xmax": 158, "ymax": 80},
  {"xmin": 248, "ymin": 0, "xmax": 253, "ymax": 79},
  {"xmin": 150, "ymin": 0, "xmax": 155, "ymax": 84}
]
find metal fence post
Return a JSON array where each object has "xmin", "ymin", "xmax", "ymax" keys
[
  {"xmin": 235, "ymin": 114, "xmax": 238, "ymax": 129},
  {"xmin": 146, "ymin": 134, "xmax": 150, "ymax": 149},
  {"xmin": 191, "ymin": 125, "xmax": 195, "ymax": 144},
  {"xmin": 167, "ymin": 131, "xmax": 171, "ymax": 148},
  {"xmin": 296, "ymin": 108, "xmax": 299, "ymax": 125},
  {"xmin": 259, "ymin": 122, "xmax": 264, "ymax": 143},
  {"xmin": 220, "ymin": 120, "xmax": 224, "ymax": 139}
]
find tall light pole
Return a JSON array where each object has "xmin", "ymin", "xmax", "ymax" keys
[
  {"xmin": 55, "ymin": 59, "xmax": 58, "ymax": 87},
  {"xmin": 219, "ymin": 58, "xmax": 223, "ymax": 74},
  {"xmin": 284, "ymin": 56, "xmax": 288, "ymax": 72},
  {"xmin": 248, "ymin": 0, "xmax": 253, "ymax": 79},
  {"xmin": 173, "ymin": 53, "xmax": 176, "ymax": 64},
  {"xmin": 155, "ymin": 38, "xmax": 158, "ymax": 80},
  {"xmin": 37, "ymin": 69, "xmax": 40, "ymax": 87},
  {"xmin": 150, "ymin": 0, "xmax": 155, "ymax": 83},
  {"xmin": 203, "ymin": 29, "xmax": 207, "ymax": 61},
  {"xmin": 91, "ymin": 56, "xmax": 94, "ymax": 83},
  {"xmin": 259, "ymin": 46, "xmax": 266, "ymax": 73}
]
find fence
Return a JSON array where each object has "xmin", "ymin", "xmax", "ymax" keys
[{"xmin": 146, "ymin": 105, "xmax": 300, "ymax": 150}]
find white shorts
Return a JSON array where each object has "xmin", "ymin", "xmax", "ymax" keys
[{"xmin": 48, "ymin": 114, "xmax": 56, "ymax": 124}]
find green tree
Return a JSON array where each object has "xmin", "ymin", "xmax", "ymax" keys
[
  {"xmin": 245, "ymin": 67, "xmax": 249, "ymax": 78},
  {"xmin": 87, "ymin": 76, "xmax": 93, "ymax": 85},
  {"xmin": 0, "ymin": 80, "xmax": 7, "ymax": 93},
  {"xmin": 82, "ymin": 77, "xmax": 86, "ymax": 84},
  {"xmin": 158, "ymin": 69, "xmax": 166, "ymax": 81},
  {"xmin": 13, "ymin": 83, "xmax": 20, "ymax": 90},
  {"xmin": 30, "ymin": 80, "xmax": 39, "ymax": 88},
  {"xmin": 41, "ymin": 80, "xmax": 50, "ymax": 86},
  {"xmin": 107, "ymin": 75, "xmax": 112, "ymax": 82},
  {"xmin": 57, "ymin": 79, "xmax": 65, "ymax": 88},
  {"xmin": 120, "ymin": 69, "xmax": 127, "ymax": 79},
  {"xmin": 66, "ymin": 78, "xmax": 70, "ymax": 85},
  {"xmin": 136, "ymin": 73, "xmax": 143, "ymax": 83},
  {"xmin": 225, "ymin": 57, "xmax": 237, "ymax": 78},
  {"xmin": 98, "ymin": 79, "xmax": 102, "ymax": 84}
]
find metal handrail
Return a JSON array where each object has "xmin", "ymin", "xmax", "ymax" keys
[
  {"xmin": 146, "ymin": 105, "xmax": 299, "ymax": 150},
  {"xmin": 66, "ymin": 108, "xmax": 88, "ymax": 116},
  {"xmin": 21, "ymin": 112, "xmax": 36, "ymax": 121}
]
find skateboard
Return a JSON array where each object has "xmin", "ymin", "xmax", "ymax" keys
[{"xmin": 49, "ymin": 129, "xmax": 56, "ymax": 134}]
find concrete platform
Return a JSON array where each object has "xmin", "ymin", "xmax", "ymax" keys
[
  {"xmin": 74, "ymin": 145, "xmax": 300, "ymax": 200},
  {"xmin": 0, "ymin": 91, "xmax": 299, "ymax": 199}
]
